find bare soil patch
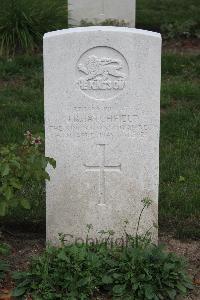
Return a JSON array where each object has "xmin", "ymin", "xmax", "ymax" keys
[
  {"xmin": 0, "ymin": 78, "xmax": 25, "ymax": 90},
  {"xmin": 163, "ymin": 39, "xmax": 200, "ymax": 54}
]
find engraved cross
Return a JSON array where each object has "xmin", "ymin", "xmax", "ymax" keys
[{"xmin": 84, "ymin": 144, "xmax": 121, "ymax": 206}]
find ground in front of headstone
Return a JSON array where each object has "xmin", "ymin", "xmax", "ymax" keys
[
  {"xmin": 0, "ymin": 232, "xmax": 199, "ymax": 300},
  {"xmin": 163, "ymin": 38, "xmax": 200, "ymax": 54}
]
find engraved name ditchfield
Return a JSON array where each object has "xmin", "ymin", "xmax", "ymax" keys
[
  {"xmin": 48, "ymin": 108, "xmax": 155, "ymax": 140},
  {"xmin": 67, "ymin": 113, "xmax": 138, "ymax": 123}
]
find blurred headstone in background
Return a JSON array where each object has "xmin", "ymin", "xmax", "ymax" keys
[{"xmin": 69, "ymin": 0, "xmax": 136, "ymax": 27}]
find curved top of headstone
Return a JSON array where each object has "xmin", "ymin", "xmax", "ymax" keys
[{"xmin": 44, "ymin": 26, "xmax": 161, "ymax": 40}]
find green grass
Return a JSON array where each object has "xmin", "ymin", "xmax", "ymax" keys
[
  {"xmin": 0, "ymin": 55, "xmax": 45, "ymax": 229},
  {"xmin": 0, "ymin": 0, "xmax": 68, "ymax": 56},
  {"xmin": 0, "ymin": 55, "xmax": 43, "ymax": 145},
  {"xmin": 137, "ymin": 0, "xmax": 200, "ymax": 32},
  {"xmin": 160, "ymin": 53, "xmax": 200, "ymax": 238},
  {"xmin": 0, "ymin": 53, "xmax": 199, "ymax": 237}
]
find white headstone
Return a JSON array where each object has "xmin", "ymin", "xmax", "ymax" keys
[
  {"xmin": 69, "ymin": 0, "xmax": 136, "ymax": 27},
  {"xmin": 44, "ymin": 27, "xmax": 161, "ymax": 245}
]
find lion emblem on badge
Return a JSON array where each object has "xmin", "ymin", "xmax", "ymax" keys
[
  {"xmin": 76, "ymin": 46, "xmax": 129, "ymax": 100},
  {"xmin": 78, "ymin": 55, "xmax": 126, "ymax": 81}
]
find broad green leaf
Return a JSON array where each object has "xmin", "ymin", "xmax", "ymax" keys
[
  {"xmin": 1, "ymin": 164, "xmax": 10, "ymax": 176},
  {"xmin": 0, "ymin": 147, "xmax": 9, "ymax": 155},
  {"xmin": 57, "ymin": 251, "xmax": 69, "ymax": 262},
  {"xmin": 184, "ymin": 281, "xmax": 193, "ymax": 289},
  {"xmin": 4, "ymin": 186, "xmax": 12, "ymax": 200},
  {"xmin": 113, "ymin": 284, "xmax": 126, "ymax": 295},
  {"xmin": 179, "ymin": 176, "xmax": 185, "ymax": 182},
  {"xmin": 10, "ymin": 159, "xmax": 21, "ymax": 169},
  {"xmin": 10, "ymin": 179, "xmax": 22, "ymax": 189},
  {"xmin": 20, "ymin": 198, "xmax": 31, "ymax": 210},
  {"xmin": 0, "ymin": 243, "xmax": 11, "ymax": 255},
  {"xmin": 10, "ymin": 197, "xmax": 19, "ymax": 208},
  {"xmin": 133, "ymin": 282, "xmax": 139, "ymax": 291},
  {"xmin": 12, "ymin": 271, "xmax": 30, "ymax": 280},
  {"xmin": 112, "ymin": 273, "xmax": 122, "ymax": 280},
  {"xmin": 164, "ymin": 263, "xmax": 175, "ymax": 271},
  {"xmin": 12, "ymin": 287, "xmax": 26, "ymax": 297},
  {"xmin": 102, "ymin": 275, "xmax": 113, "ymax": 284},
  {"xmin": 45, "ymin": 173, "xmax": 50, "ymax": 181},
  {"xmin": 0, "ymin": 260, "xmax": 9, "ymax": 276},
  {"xmin": 77, "ymin": 277, "xmax": 90, "ymax": 287},
  {"xmin": 167, "ymin": 289, "xmax": 176, "ymax": 299},
  {"xmin": 144, "ymin": 285, "xmax": 155, "ymax": 299},
  {"xmin": 176, "ymin": 283, "xmax": 187, "ymax": 294},
  {"xmin": 0, "ymin": 201, "xmax": 7, "ymax": 216},
  {"xmin": 47, "ymin": 157, "xmax": 56, "ymax": 168}
]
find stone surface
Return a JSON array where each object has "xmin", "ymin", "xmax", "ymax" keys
[
  {"xmin": 69, "ymin": 0, "xmax": 135, "ymax": 27},
  {"xmin": 44, "ymin": 27, "xmax": 161, "ymax": 244}
]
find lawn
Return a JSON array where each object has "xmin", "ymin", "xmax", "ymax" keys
[
  {"xmin": 0, "ymin": 55, "xmax": 45, "ymax": 229},
  {"xmin": 160, "ymin": 53, "xmax": 200, "ymax": 238},
  {"xmin": 0, "ymin": 52, "xmax": 199, "ymax": 237},
  {"xmin": 0, "ymin": 55, "xmax": 43, "ymax": 145},
  {"xmin": 137, "ymin": 0, "xmax": 200, "ymax": 38}
]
